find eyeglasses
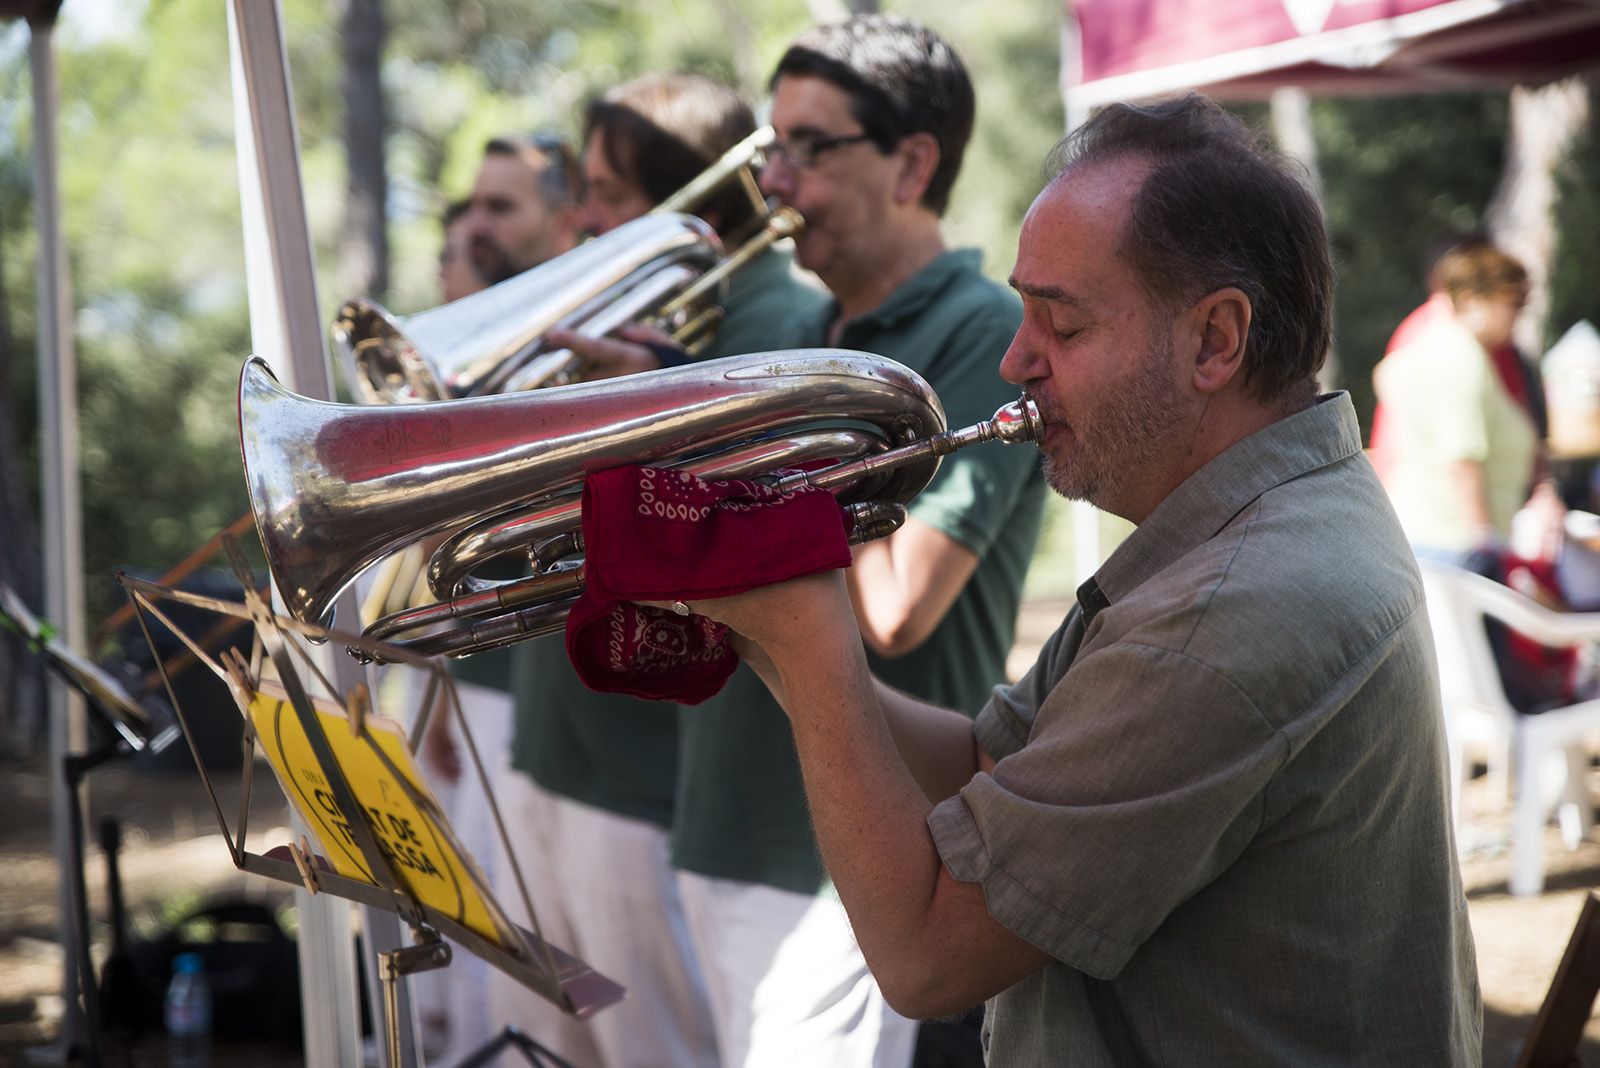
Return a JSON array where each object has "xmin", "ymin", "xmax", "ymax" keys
[{"xmin": 766, "ymin": 132, "xmax": 876, "ymax": 169}]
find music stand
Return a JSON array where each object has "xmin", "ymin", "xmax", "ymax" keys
[
  {"xmin": 0, "ymin": 581, "xmax": 183, "ymax": 1068},
  {"xmin": 113, "ymin": 543, "xmax": 623, "ymax": 1068}
]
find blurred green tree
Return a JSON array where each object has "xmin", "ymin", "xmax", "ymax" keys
[{"xmin": 1311, "ymin": 91, "xmax": 1510, "ymax": 432}]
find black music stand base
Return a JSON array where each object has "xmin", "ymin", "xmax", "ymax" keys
[
  {"xmin": 61, "ymin": 737, "xmax": 127, "ymax": 1068},
  {"xmin": 452, "ymin": 1025, "xmax": 577, "ymax": 1068}
]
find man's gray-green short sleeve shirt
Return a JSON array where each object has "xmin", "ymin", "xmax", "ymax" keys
[{"xmin": 929, "ymin": 394, "xmax": 1482, "ymax": 1065}]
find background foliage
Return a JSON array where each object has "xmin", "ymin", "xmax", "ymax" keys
[{"xmin": 0, "ymin": 0, "xmax": 1597, "ymax": 660}]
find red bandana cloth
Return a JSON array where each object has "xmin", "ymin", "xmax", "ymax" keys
[{"xmin": 565, "ymin": 464, "xmax": 854, "ymax": 703}]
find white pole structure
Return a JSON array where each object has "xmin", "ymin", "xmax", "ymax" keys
[
  {"xmin": 1269, "ymin": 86, "xmax": 1340, "ymax": 393},
  {"xmin": 30, "ymin": 12, "xmax": 90, "ymax": 1061},
  {"xmin": 224, "ymin": 3, "xmax": 420, "ymax": 1064}
]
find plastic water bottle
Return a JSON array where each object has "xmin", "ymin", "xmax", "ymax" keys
[{"xmin": 164, "ymin": 952, "xmax": 212, "ymax": 1068}]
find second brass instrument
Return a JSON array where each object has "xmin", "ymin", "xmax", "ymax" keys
[{"xmin": 335, "ymin": 126, "xmax": 800, "ymax": 404}]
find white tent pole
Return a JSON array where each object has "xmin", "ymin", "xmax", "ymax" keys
[
  {"xmin": 225, "ymin": 4, "xmax": 421, "ymax": 1064},
  {"xmin": 1269, "ymin": 86, "xmax": 1340, "ymax": 392},
  {"xmin": 31, "ymin": 15, "xmax": 90, "ymax": 1062}
]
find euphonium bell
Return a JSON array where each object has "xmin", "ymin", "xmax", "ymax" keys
[
  {"xmin": 334, "ymin": 125, "xmax": 802, "ymax": 404},
  {"xmin": 239, "ymin": 349, "xmax": 1041, "ymax": 660}
]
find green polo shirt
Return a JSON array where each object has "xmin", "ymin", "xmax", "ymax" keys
[
  {"xmin": 671, "ymin": 248, "xmax": 1048, "ymax": 893},
  {"xmin": 506, "ymin": 248, "xmax": 826, "ymax": 826}
]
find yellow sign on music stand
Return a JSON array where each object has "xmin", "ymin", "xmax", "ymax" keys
[
  {"xmin": 247, "ymin": 681, "xmax": 500, "ymax": 945},
  {"xmin": 116, "ymin": 563, "xmax": 625, "ymax": 1030}
]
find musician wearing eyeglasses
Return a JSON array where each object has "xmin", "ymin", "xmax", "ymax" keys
[
  {"xmin": 662, "ymin": 16, "xmax": 1048, "ymax": 1068},
  {"xmin": 656, "ymin": 95, "xmax": 1482, "ymax": 1065}
]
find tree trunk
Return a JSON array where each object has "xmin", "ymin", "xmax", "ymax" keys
[
  {"xmin": 1487, "ymin": 76, "xmax": 1591, "ymax": 356},
  {"xmin": 0, "ymin": 211, "xmax": 47, "ymax": 759},
  {"xmin": 337, "ymin": 0, "xmax": 389, "ymax": 303}
]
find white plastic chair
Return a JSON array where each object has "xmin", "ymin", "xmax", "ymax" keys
[{"xmin": 1419, "ymin": 561, "xmax": 1600, "ymax": 896}]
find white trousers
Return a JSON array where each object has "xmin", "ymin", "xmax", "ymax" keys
[
  {"xmin": 676, "ymin": 870, "xmax": 917, "ymax": 1068},
  {"xmin": 485, "ymin": 768, "xmax": 718, "ymax": 1068},
  {"xmin": 418, "ymin": 682, "xmax": 512, "ymax": 1065}
]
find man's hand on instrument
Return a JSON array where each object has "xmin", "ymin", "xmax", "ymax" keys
[{"xmin": 545, "ymin": 323, "xmax": 685, "ymax": 381}]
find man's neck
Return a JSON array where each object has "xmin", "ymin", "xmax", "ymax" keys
[
  {"xmin": 1120, "ymin": 386, "xmax": 1317, "ymax": 526},
  {"xmin": 823, "ymin": 220, "xmax": 948, "ymax": 343}
]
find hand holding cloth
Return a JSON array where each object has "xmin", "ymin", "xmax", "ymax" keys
[{"xmin": 565, "ymin": 464, "xmax": 854, "ymax": 703}]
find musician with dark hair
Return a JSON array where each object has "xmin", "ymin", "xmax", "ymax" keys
[
  {"xmin": 461, "ymin": 132, "xmax": 582, "ymax": 284},
  {"xmin": 544, "ymin": 19, "xmax": 1045, "ymax": 1063},
  {"xmin": 580, "ymin": 72, "xmax": 760, "ymax": 239},
  {"xmin": 659, "ymin": 94, "xmax": 1482, "ymax": 1064}
]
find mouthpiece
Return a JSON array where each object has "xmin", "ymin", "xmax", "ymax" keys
[{"xmin": 772, "ymin": 394, "xmax": 1041, "ymax": 497}]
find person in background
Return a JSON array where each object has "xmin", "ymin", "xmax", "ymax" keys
[
  {"xmin": 460, "ymin": 132, "xmax": 583, "ymax": 285},
  {"xmin": 408, "ymin": 197, "xmax": 506, "ymax": 1067},
  {"xmin": 1375, "ymin": 241, "xmax": 1578, "ymax": 714},
  {"xmin": 1373, "ymin": 242, "xmax": 1552, "ymax": 567},
  {"xmin": 649, "ymin": 92, "xmax": 1480, "ymax": 1066},
  {"xmin": 416, "ymin": 152, "xmax": 575, "ymax": 1065},
  {"xmin": 477, "ymin": 72, "xmax": 826, "ymax": 1068},
  {"xmin": 1367, "ymin": 234, "xmax": 1548, "ymax": 484}
]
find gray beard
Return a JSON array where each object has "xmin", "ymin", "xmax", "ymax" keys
[{"xmin": 1041, "ymin": 335, "xmax": 1183, "ymax": 512}]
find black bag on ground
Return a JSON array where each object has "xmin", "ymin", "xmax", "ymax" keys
[{"xmin": 99, "ymin": 896, "xmax": 302, "ymax": 1045}]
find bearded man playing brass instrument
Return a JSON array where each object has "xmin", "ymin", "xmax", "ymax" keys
[{"xmin": 647, "ymin": 95, "xmax": 1483, "ymax": 1064}]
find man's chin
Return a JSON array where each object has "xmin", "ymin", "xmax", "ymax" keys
[
  {"xmin": 791, "ymin": 231, "xmax": 829, "ymax": 275},
  {"xmin": 470, "ymin": 244, "xmax": 520, "ymax": 286},
  {"xmin": 1041, "ymin": 457, "xmax": 1090, "ymax": 503}
]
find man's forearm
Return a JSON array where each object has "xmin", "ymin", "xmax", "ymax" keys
[
  {"xmin": 774, "ymin": 634, "xmax": 957, "ymax": 1002},
  {"xmin": 748, "ymin": 629, "xmax": 981, "ymax": 800},
  {"xmin": 771, "ymin": 631, "xmax": 1046, "ymax": 1017}
]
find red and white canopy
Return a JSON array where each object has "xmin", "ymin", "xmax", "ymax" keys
[{"xmin": 1065, "ymin": 0, "xmax": 1600, "ymax": 110}]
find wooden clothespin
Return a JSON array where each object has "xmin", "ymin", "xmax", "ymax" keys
[
  {"xmin": 346, "ymin": 682, "xmax": 370, "ymax": 738},
  {"xmin": 289, "ymin": 835, "xmax": 322, "ymax": 895}
]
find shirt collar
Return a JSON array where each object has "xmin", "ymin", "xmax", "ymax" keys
[
  {"xmin": 808, "ymin": 248, "xmax": 985, "ymax": 336},
  {"xmin": 1093, "ymin": 392, "xmax": 1364, "ymax": 605}
]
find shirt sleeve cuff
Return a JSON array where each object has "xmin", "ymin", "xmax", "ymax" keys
[
  {"xmin": 928, "ymin": 780, "xmax": 1141, "ymax": 981},
  {"xmin": 974, "ymin": 691, "xmax": 1030, "ymax": 760}
]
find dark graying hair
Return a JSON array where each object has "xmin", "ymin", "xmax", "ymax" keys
[
  {"xmin": 1048, "ymin": 94, "xmax": 1333, "ymax": 403},
  {"xmin": 483, "ymin": 132, "xmax": 581, "ymax": 209},
  {"xmin": 584, "ymin": 72, "xmax": 757, "ymax": 235}
]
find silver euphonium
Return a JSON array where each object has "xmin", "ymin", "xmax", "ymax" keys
[
  {"xmin": 334, "ymin": 126, "xmax": 800, "ymax": 404},
  {"xmin": 239, "ymin": 350, "xmax": 1041, "ymax": 659}
]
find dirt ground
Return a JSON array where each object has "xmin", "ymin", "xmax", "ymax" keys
[{"xmin": 0, "ymin": 598, "xmax": 1597, "ymax": 1066}]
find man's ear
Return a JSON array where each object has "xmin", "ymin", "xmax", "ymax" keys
[
  {"xmin": 1188, "ymin": 287, "xmax": 1251, "ymax": 394},
  {"xmin": 894, "ymin": 132, "xmax": 941, "ymax": 207}
]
